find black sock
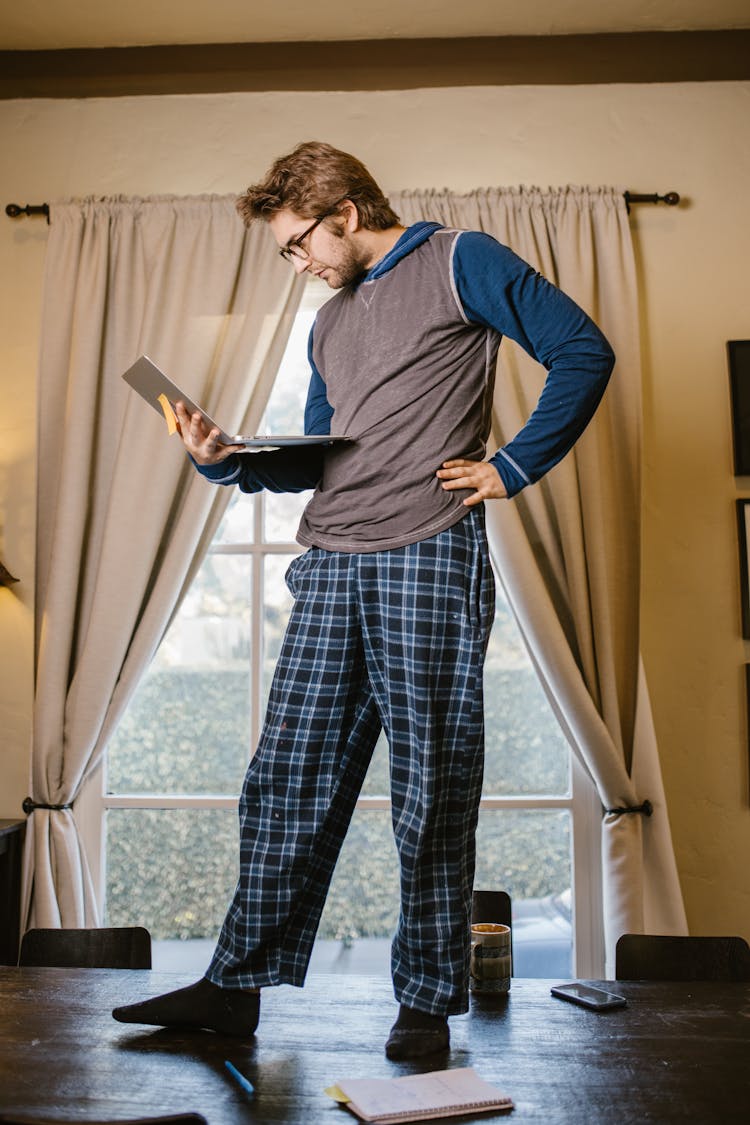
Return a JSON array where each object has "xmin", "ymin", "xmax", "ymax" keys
[
  {"xmin": 385, "ymin": 1003, "xmax": 450, "ymax": 1059},
  {"xmin": 393, "ymin": 1004, "xmax": 448, "ymax": 1031},
  {"xmin": 112, "ymin": 977, "xmax": 260, "ymax": 1036}
]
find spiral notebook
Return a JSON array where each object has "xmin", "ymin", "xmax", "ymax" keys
[{"xmin": 326, "ymin": 1066, "xmax": 513, "ymax": 1123}]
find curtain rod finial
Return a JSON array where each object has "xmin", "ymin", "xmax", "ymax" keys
[{"xmin": 5, "ymin": 202, "xmax": 50, "ymax": 222}]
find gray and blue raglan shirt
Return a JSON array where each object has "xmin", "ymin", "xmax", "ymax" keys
[{"xmin": 196, "ymin": 221, "xmax": 615, "ymax": 552}]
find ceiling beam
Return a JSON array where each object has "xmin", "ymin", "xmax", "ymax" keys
[{"xmin": 1, "ymin": 30, "xmax": 748, "ymax": 99}]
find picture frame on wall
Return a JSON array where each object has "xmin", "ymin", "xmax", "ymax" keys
[
  {"xmin": 728, "ymin": 340, "xmax": 750, "ymax": 475},
  {"xmin": 737, "ymin": 500, "xmax": 750, "ymax": 638}
]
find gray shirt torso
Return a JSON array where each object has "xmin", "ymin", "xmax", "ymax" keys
[{"xmin": 298, "ymin": 229, "xmax": 500, "ymax": 553}]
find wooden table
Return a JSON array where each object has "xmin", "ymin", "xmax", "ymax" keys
[{"xmin": 0, "ymin": 968, "xmax": 748, "ymax": 1122}]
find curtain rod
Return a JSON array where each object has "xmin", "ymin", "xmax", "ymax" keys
[
  {"xmin": 5, "ymin": 192, "xmax": 681, "ymax": 225},
  {"xmin": 6, "ymin": 202, "xmax": 50, "ymax": 221}
]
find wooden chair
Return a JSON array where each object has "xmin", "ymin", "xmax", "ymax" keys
[
  {"xmin": 615, "ymin": 933, "xmax": 750, "ymax": 982},
  {"xmin": 18, "ymin": 926, "xmax": 152, "ymax": 970},
  {"xmin": 472, "ymin": 888, "xmax": 513, "ymax": 970},
  {"xmin": 0, "ymin": 1116, "xmax": 206, "ymax": 1125}
]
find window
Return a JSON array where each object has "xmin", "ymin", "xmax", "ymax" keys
[{"xmin": 78, "ymin": 278, "xmax": 603, "ymax": 977}]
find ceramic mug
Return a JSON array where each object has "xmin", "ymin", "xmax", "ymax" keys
[{"xmin": 470, "ymin": 922, "xmax": 511, "ymax": 993}]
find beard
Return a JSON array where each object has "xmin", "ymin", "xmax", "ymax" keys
[{"xmin": 314, "ymin": 231, "xmax": 371, "ymax": 289}]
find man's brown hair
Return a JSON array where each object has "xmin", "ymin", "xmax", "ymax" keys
[{"xmin": 236, "ymin": 141, "xmax": 400, "ymax": 231}]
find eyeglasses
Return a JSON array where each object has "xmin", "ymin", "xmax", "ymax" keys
[{"xmin": 278, "ymin": 200, "xmax": 346, "ymax": 263}]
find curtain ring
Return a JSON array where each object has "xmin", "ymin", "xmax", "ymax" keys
[
  {"xmin": 604, "ymin": 799, "xmax": 653, "ymax": 817},
  {"xmin": 22, "ymin": 797, "xmax": 74, "ymax": 814}
]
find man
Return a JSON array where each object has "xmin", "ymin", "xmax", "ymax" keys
[{"xmin": 114, "ymin": 141, "xmax": 614, "ymax": 1058}]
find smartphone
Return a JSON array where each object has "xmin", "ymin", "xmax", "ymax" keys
[{"xmin": 551, "ymin": 983, "xmax": 627, "ymax": 1011}]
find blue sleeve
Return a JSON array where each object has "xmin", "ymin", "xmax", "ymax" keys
[
  {"xmin": 452, "ymin": 231, "xmax": 615, "ymax": 497},
  {"xmin": 304, "ymin": 324, "xmax": 333, "ymax": 435},
  {"xmin": 193, "ymin": 324, "xmax": 332, "ymax": 494},
  {"xmin": 192, "ymin": 446, "xmax": 324, "ymax": 494}
]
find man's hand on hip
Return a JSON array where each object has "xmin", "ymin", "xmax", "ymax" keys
[{"xmin": 436, "ymin": 459, "xmax": 507, "ymax": 506}]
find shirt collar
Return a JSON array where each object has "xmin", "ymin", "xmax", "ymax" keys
[{"xmin": 362, "ymin": 221, "xmax": 444, "ymax": 283}]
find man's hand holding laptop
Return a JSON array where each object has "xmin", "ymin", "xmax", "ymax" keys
[{"xmin": 173, "ymin": 401, "xmax": 245, "ymax": 466}]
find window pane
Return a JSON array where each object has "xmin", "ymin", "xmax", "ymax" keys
[
  {"xmin": 475, "ymin": 809, "xmax": 572, "ymax": 977},
  {"xmin": 264, "ymin": 490, "xmax": 309, "ymax": 543},
  {"xmin": 261, "ymin": 308, "xmax": 314, "ymax": 433},
  {"xmin": 107, "ymin": 554, "xmax": 252, "ymax": 794},
  {"xmin": 105, "ymin": 807, "xmax": 401, "ymax": 945},
  {"xmin": 106, "ymin": 807, "xmax": 571, "ymax": 978},
  {"xmin": 475, "ymin": 808, "xmax": 570, "ymax": 899},
  {"xmin": 318, "ymin": 809, "xmax": 400, "ymax": 941},
  {"xmin": 214, "ymin": 490, "xmax": 254, "ymax": 546},
  {"xmin": 482, "ymin": 581, "xmax": 570, "ymax": 796},
  {"xmin": 106, "ymin": 808, "xmax": 238, "ymax": 940},
  {"xmin": 359, "ymin": 731, "xmax": 390, "ymax": 798}
]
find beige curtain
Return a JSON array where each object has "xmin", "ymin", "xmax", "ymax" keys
[
  {"xmin": 25, "ymin": 195, "xmax": 303, "ymax": 928},
  {"xmin": 393, "ymin": 187, "xmax": 687, "ymax": 971}
]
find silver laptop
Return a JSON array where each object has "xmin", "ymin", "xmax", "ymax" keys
[{"xmin": 123, "ymin": 355, "xmax": 351, "ymax": 450}]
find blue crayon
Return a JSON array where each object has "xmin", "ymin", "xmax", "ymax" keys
[{"xmin": 224, "ymin": 1059, "xmax": 255, "ymax": 1097}]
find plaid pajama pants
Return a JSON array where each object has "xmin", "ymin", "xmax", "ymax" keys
[{"xmin": 206, "ymin": 506, "xmax": 495, "ymax": 1016}]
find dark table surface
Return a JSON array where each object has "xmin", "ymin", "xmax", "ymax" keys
[{"xmin": 0, "ymin": 968, "xmax": 748, "ymax": 1123}]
